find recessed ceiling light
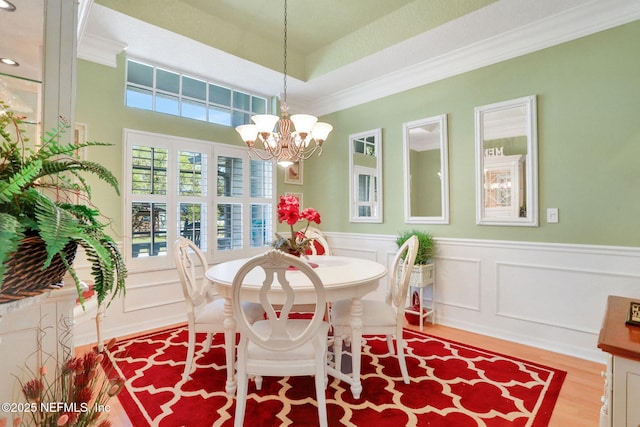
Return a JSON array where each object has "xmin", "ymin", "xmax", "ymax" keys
[
  {"xmin": 0, "ymin": 58, "xmax": 19, "ymax": 66},
  {"xmin": 0, "ymin": 1, "xmax": 16, "ymax": 12}
]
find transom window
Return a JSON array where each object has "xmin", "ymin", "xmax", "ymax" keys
[
  {"xmin": 123, "ymin": 129, "xmax": 274, "ymax": 269},
  {"xmin": 125, "ymin": 59, "xmax": 268, "ymax": 127}
]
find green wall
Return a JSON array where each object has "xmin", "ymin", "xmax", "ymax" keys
[
  {"xmin": 303, "ymin": 20, "xmax": 640, "ymax": 246},
  {"xmin": 76, "ymin": 20, "xmax": 640, "ymax": 247}
]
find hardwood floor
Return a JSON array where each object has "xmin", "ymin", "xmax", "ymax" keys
[
  {"xmin": 419, "ymin": 324, "xmax": 604, "ymax": 427},
  {"xmin": 81, "ymin": 322, "xmax": 605, "ymax": 426}
]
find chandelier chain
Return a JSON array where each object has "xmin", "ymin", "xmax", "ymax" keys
[
  {"xmin": 283, "ymin": 0, "xmax": 288, "ymax": 106},
  {"xmin": 234, "ymin": 0, "xmax": 332, "ymax": 166}
]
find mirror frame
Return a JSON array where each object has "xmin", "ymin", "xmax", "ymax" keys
[
  {"xmin": 349, "ymin": 128, "xmax": 383, "ymax": 223},
  {"xmin": 474, "ymin": 95, "xmax": 538, "ymax": 226},
  {"xmin": 402, "ymin": 114, "xmax": 449, "ymax": 224}
]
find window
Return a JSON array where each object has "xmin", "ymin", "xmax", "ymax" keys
[
  {"xmin": 125, "ymin": 59, "xmax": 268, "ymax": 127},
  {"xmin": 215, "ymin": 146, "xmax": 273, "ymax": 253},
  {"xmin": 123, "ymin": 129, "xmax": 274, "ymax": 269}
]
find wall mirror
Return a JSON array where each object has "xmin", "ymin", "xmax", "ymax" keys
[
  {"xmin": 475, "ymin": 95, "xmax": 538, "ymax": 226},
  {"xmin": 402, "ymin": 114, "xmax": 449, "ymax": 224},
  {"xmin": 349, "ymin": 128, "xmax": 383, "ymax": 223}
]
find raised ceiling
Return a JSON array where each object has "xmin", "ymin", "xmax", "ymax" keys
[{"xmin": 2, "ymin": 0, "xmax": 640, "ymax": 116}]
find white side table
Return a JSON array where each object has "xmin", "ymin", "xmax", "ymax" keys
[{"xmin": 404, "ymin": 263, "xmax": 435, "ymax": 330}]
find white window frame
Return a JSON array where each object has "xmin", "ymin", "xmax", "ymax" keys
[
  {"xmin": 124, "ymin": 58, "xmax": 269, "ymax": 127},
  {"xmin": 213, "ymin": 144, "xmax": 275, "ymax": 262},
  {"xmin": 122, "ymin": 129, "xmax": 275, "ymax": 272}
]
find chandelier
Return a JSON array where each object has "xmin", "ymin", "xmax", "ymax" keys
[{"xmin": 235, "ymin": 0, "xmax": 332, "ymax": 167}]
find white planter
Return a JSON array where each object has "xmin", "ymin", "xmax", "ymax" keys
[{"xmin": 409, "ymin": 263, "xmax": 435, "ymax": 288}]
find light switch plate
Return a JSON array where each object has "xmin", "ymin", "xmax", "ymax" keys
[{"xmin": 547, "ymin": 208, "xmax": 559, "ymax": 223}]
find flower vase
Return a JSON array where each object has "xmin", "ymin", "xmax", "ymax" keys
[{"xmin": 287, "ymin": 248, "xmax": 302, "ymax": 258}]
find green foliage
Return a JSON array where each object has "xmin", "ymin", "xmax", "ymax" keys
[
  {"xmin": 0, "ymin": 101, "xmax": 126, "ymax": 306},
  {"xmin": 396, "ymin": 229, "xmax": 435, "ymax": 264}
]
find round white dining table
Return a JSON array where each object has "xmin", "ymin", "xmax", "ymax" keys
[{"xmin": 205, "ymin": 254, "xmax": 387, "ymax": 400}]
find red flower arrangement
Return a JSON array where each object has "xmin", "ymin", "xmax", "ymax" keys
[{"xmin": 273, "ymin": 194, "xmax": 321, "ymax": 256}]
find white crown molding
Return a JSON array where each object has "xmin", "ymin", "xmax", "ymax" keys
[
  {"xmin": 77, "ymin": 0, "xmax": 640, "ymax": 116},
  {"xmin": 77, "ymin": 32, "xmax": 128, "ymax": 68},
  {"xmin": 309, "ymin": 0, "xmax": 640, "ymax": 116}
]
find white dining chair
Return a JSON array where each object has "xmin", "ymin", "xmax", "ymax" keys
[
  {"xmin": 304, "ymin": 226, "xmax": 332, "ymax": 256},
  {"xmin": 231, "ymin": 249, "xmax": 330, "ymax": 427},
  {"xmin": 174, "ymin": 237, "xmax": 264, "ymax": 381},
  {"xmin": 331, "ymin": 235, "xmax": 419, "ymax": 384},
  {"xmin": 301, "ymin": 225, "xmax": 332, "ymax": 322}
]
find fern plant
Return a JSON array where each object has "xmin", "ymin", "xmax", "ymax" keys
[{"xmin": 0, "ymin": 101, "xmax": 126, "ymax": 306}]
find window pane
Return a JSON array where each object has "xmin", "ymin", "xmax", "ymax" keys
[
  {"xmin": 233, "ymin": 91, "xmax": 250, "ymax": 111},
  {"xmin": 217, "ymin": 156, "xmax": 243, "ymax": 197},
  {"xmin": 180, "ymin": 203, "xmax": 205, "ymax": 250},
  {"xmin": 251, "ymin": 96, "xmax": 267, "ymax": 114},
  {"xmin": 179, "ymin": 151, "xmax": 204, "ymax": 196},
  {"xmin": 217, "ymin": 203, "xmax": 242, "ymax": 250},
  {"xmin": 250, "ymin": 203, "xmax": 272, "ymax": 248},
  {"xmin": 182, "ymin": 76, "xmax": 206, "ymax": 100},
  {"xmin": 182, "ymin": 99, "xmax": 207, "ymax": 121},
  {"xmin": 156, "ymin": 93, "xmax": 179, "ymax": 116},
  {"xmin": 250, "ymin": 159, "xmax": 272, "ymax": 198},
  {"xmin": 131, "ymin": 202, "xmax": 167, "ymax": 257},
  {"xmin": 231, "ymin": 110, "xmax": 250, "ymax": 127},
  {"xmin": 127, "ymin": 61, "xmax": 153, "ymax": 86},
  {"xmin": 208, "ymin": 106, "xmax": 231, "ymax": 126},
  {"xmin": 156, "ymin": 69, "xmax": 179, "ymax": 94},
  {"xmin": 209, "ymin": 84, "xmax": 231, "ymax": 106},
  {"xmin": 126, "ymin": 86, "xmax": 153, "ymax": 110},
  {"xmin": 132, "ymin": 145, "xmax": 167, "ymax": 195}
]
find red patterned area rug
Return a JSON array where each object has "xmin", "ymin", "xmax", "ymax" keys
[{"xmin": 102, "ymin": 326, "xmax": 565, "ymax": 427}]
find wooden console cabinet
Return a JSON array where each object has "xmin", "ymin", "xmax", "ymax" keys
[{"xmin": 597, "ymin": 295, "xmax": 640, "ymax": 427}]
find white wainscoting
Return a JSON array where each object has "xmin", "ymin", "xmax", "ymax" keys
[
  {"xmin": 325, "ymin": 233, "xmax": 640, "ymax": 363},
  {"xmin": 73, "ymin": 250, "xmax": 187, "ymax": 346},
  {"xmin": 73, "ymin": 233, "xmax": 640, "ymax": 362}
]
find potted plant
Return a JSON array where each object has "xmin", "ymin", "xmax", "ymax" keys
[
  {"xmin": 396, "ymin": 229, "xmax": 435, "ymax": 279},
  {"xmin": 396, "ymin": 229, "xmax": 435, "ymax": 325},
  {"xmin": 0, "ymin": 101, "xmax": 126, "ymax": 306}
]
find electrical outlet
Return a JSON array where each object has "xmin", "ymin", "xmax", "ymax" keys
[{"xmin": 547, "ymin": 208, "xmax": 559, "ymax": 223}]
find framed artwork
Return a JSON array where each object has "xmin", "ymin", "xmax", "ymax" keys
[
  {"xmin": 285, "ymin": 192, "xmax": 303, "ymax": 209},
  {"xmin": 284, "ymin": 161, "xmax": 303, "ymax": 185}
]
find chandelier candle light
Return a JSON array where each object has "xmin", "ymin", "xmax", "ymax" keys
[{"xmin": 235, "ymin": 0, "xmax": 332, "ymax": 167}]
